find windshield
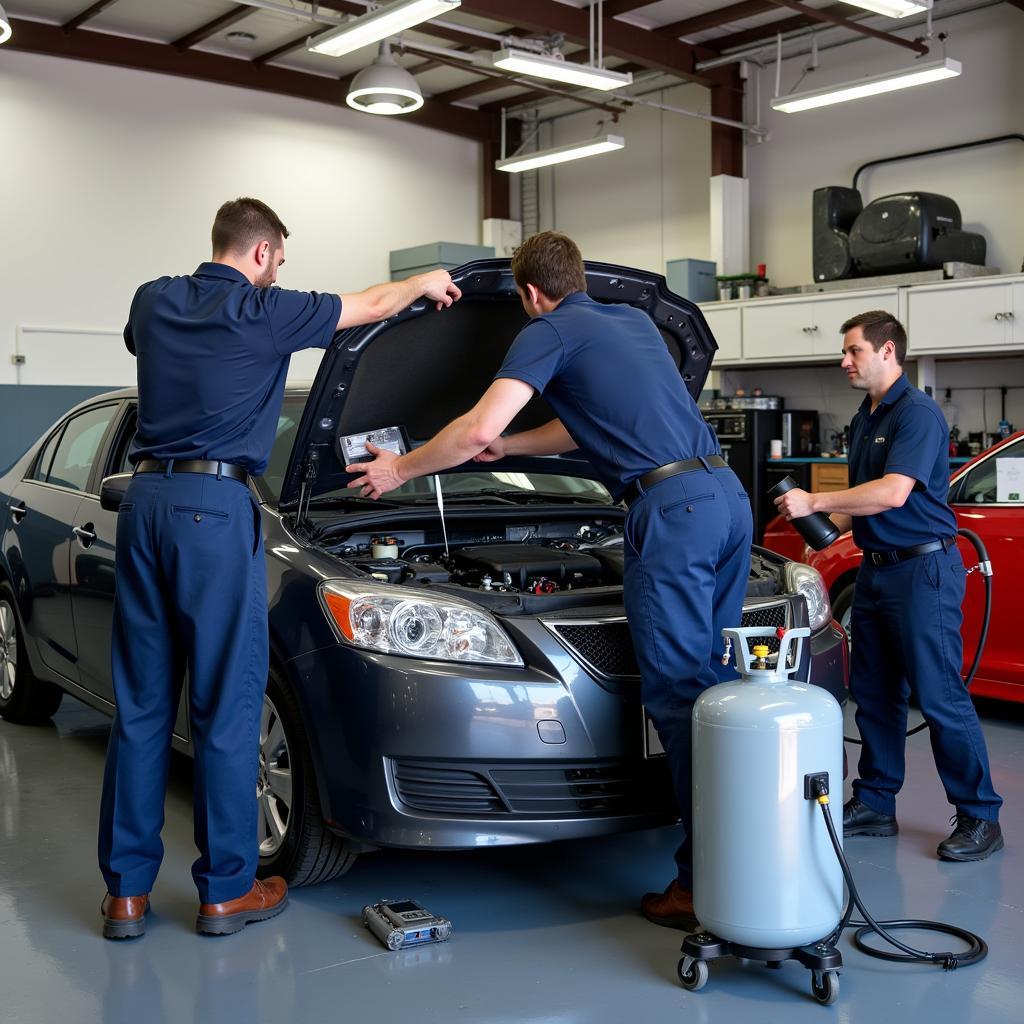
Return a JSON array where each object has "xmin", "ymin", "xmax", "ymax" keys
[{"xmin": 258, "ymin": 394, "xmax": 614, "ymax": 506}]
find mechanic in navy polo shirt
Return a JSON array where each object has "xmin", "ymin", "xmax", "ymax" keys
[
  {"xmin": 98, "ymin": 198, "xmax": 461, "ymax": 941},
  {"xmin": 775, "ymin": 310, "xmax": 1002, "ymax": 862},
  {"xmin": 348, "ymin": 231, "xmax": 754, "ymax": 929}
]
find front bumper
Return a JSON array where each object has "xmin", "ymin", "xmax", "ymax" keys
[{"xmin": 285, "ymin": 601, "xmax": 848, "ymax": 851}]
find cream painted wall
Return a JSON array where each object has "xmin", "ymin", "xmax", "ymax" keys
[
  {"xmin": 535, "ymin": 82, "xmax": 712, "ymax": 273},
  {"xmin": 0, "ymin": 49, "xmax": 482, "ymax": 387},
  {"xmin": 746, "ymin": 6, "xmax": 1024, "ymax": 288}
]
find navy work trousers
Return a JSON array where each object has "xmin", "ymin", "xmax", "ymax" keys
[
  {"xmin": 622, "ymin": 462, "xmax": 753, "ymax": 889},
  {"xmin": 98, "ymin": 469, "xmax": 269, "ymax": 904},
  {"xmin": 851, "ymin": 544, "xmax": 1001, "ymax": 821}
]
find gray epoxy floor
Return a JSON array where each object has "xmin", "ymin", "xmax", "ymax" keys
[{"xmin": 1, "ymin": 697, "xmax": 1021, "ymax": 1024}]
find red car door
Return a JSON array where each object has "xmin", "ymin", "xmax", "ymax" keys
[{"xmin": 951, "ymin": 433, "xmax": 1024, "ymax": 700}]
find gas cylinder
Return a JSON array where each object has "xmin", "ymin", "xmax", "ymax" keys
[{"xmin": 692, "ymin": 627, "xmax": 844, "ymax": 949}]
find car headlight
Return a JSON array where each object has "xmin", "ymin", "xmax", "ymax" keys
[
  {"xmin": 784, "ymin": 563, "xmax": 832, "ymax": 632},
  {"xmin": 318, "ymin": 581, "xmax": 524, "ymax": 667}
]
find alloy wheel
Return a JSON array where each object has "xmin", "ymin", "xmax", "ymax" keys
[
  {"xmin": 257, "ymin": 693, "xmax": 293, "ymax": 856},
  {"xmin": 0, "ymin": 600, "xmax": 18, "ymax": 702}
]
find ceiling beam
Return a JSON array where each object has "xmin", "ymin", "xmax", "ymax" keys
[
  {"xmin": 62, "ymin": 0, "xmax": 121, "ymax": 33},
  {"xmin": 602, "ymin": 0, "xmax": 660, "ymax": 15},
  {"xmin": 254, "ymin": 26, "xmax": 334, "ymax": 64},
  {"xmin": 457, "ymin": 0, "xmax": 717, "ymax": 84},
  {"xmin": 704, "ymin": 3, "xmax": 858, "ymax": 52},
  {"xmin": 432, "ymin": 76, "xmax": 513, "ymax": 104},
  {"xmin": 6, "ymin": 18, "xmax": 493, "ymax": 142},
  {"xmin": 657, "ymin": 1, "xmax": 773, "ymax": 38},
  {"xmin": 172, "ymin": 6, "xmax": 255, "ymax": 53},
  {"xmin": 764, "ymin": 0, "xmax": 929, "ymax": 53}
]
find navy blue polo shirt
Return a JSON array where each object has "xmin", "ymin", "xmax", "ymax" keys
[
  {"xmin": 495, "ymin": 291, "xmax": 719, "ymax": 498},
  {"xmin": 848, "ymin": 373, "xmax": 957, "ymax": 551},
  {"xmin": 125, "ymin": 263, "xmax": 341, "ymax": 475}
]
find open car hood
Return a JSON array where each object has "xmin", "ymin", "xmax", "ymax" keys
[{"xmin": 280, "ymin": 258, "xmax": 718, "ymax": 507}]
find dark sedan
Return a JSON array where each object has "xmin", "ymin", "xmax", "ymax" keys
[{"xmin": 0, "ymin": 260, "xmax": 848, "ymax": 886}]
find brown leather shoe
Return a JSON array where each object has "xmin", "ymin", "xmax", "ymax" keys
[
  {"xmin": 640, "ymin": 880, "xmax": 698, "ymax": 930},
  {"xmin": 101, "ymin": 893, "xmax": 150, "ymax": 940},
  {"xmin": 196, "ymin": 877, "xmax": 288, "ymax": 936}
]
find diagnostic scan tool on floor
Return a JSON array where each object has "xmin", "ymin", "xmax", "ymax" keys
[
  {"xmin": 338, "ymin": 425, "xmax": 409, "ymax": 464},
  {"xmin": 362, "ymin": 899, "xmax": 453, "ymax": 951}
]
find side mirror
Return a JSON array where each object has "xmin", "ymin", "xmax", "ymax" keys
[{"xmin": 100, "ymin": 473, "xmax": 132, "ymax": 513}]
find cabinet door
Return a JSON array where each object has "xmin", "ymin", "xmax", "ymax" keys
[
  {"xmin": 1010, "ymin": 282, "xmax": 1024, "ymax": 346},
  {"xmin": 702, "ymin": 306, "xmax": 742, "ymax": 362},
  {"xmin": 742, "ymin": 301, "xmax": 818, "ymax": 359},
  {"xmin": 907, "ymin": 282, "xmax": 1014, "ymax": 352},
  {"xmin": 810, "ymin": 290, "xmax": 899, "ymax": 356}
]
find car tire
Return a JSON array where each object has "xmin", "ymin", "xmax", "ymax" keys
[
  {"xmin": 257, "ymin": 665, "xmax": 358, "ymax": 887},
  {"xmin": 832, "ymin": 582, "xmax": 855, "ymax": 644},
  {"xmin": 0, "ymin": 583, "xmax": 64, "ymax": 725}
]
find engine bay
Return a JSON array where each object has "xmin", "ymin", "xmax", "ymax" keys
[
  {"xmin": 325, "ymin": 515, "xmax": 785, "ymax": 601},
  {"xmin": 332, "ymin": 520, "xmax": 626, "ymax": 596}
]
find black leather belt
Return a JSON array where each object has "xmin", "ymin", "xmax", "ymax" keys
[
  {"xmin": 865, "ymin": 536, "xmax": 955, "ymax": 567},
  {"xmin": 134, "ymin": 459, "xmax": 249, "ymax": 484},
  {"xmin": 623, "ymin": 455, "xmax": 728, "ymax": 507}
]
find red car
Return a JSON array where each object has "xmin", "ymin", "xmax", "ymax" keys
[{"xmin": 762, "ymin": 431, "xmax": 1024, "ymax": 702}]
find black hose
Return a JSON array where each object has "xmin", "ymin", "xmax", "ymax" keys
[
  {"xmin": 845, "ymin": 528, "xmax": 993, "ymax": 744},
  {"xmin": 852, "ymin": 134, "xmax": 1024, "ymax": 192},
  {"xmin": 816, "ymin": 794, "xmax": 987, "ymax": 969}
]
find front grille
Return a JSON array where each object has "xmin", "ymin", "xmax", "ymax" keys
[
  {"xmin": 391, "ymin": 759, "xmax": 672, "ymax": 817},
  {"xmin": 548, "ymin": 600, "xmax": 791, "ymax": 680},
  {"xmin": 738, "ymin": 602, "xmax": 789, "ymax": 654},
  {"xmin": 551, "ymin": 622, "xmax": 640, "ymax": 677}
]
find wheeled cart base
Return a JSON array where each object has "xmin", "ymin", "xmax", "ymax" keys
[{"xmin": 678, "ymin": 930, "xmax": 843, "ymax": 1005}]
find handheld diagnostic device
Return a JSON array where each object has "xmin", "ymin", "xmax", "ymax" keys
[
  {"xmin": 362, "ymin": 898, "xmax": 453, "ymax": 951},
  {"xmin": 338, "ymin": 425, "xmax": 409, "ymax": 465}
]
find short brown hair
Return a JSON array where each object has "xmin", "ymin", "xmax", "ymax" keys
[
  {"xmin": 511, "ymin": 231, "xmax": 587, "ymax": 300},
  {"xmin": 840, "ymin": 309, "xmax": 907, "ymax": 365},
  {"xmin": 212, "ymin": 198, "xmax": 289, "ymax": 258}
]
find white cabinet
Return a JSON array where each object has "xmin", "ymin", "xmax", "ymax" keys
[
  {"xmin": 907, "ymin": 277, "xmax": 1023, "ymax": 353},
  {"xmin": 741, "ymin": 288, "xmax": 898, "ymax": 361},
  {"xmin": 696, "ymin": 275, "xmax": 1023, "ymax": 366},
  {"xmin": 701, "ymin": 304, "xmax": 742, "ymax": 363}
]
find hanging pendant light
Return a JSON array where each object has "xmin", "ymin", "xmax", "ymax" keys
[
  {"xmin": 0, "ymin": 4, "xmax": 13, "ymax": 46},
  {"xmin": 346, "ymin": 40, "xmax": 424, "ymax": 117}
]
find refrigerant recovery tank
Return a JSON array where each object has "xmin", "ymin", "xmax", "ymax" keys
[{"xmin": 692, "ymin": 627, "xmax": 844, "ymax": 949}]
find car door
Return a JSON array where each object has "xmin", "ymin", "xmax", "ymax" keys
[
  {"xmin": 950, "ymin": 435, "xmax": 1024, "ymax": 693},
  {"xmin": 69, "ymin": 403, "xmax": 132, "ymax": 706},
  {"xmin": 70, "ymin": 403, "xmax": 192, "ymax": 741},
  {"xmin": 7, "ymin": 403, "xmax": 121, "ymax": 684}
]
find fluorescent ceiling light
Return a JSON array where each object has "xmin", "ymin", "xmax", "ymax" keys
[
  {"xmin": 496, "ymin": 135, "xmax": 625, "ymax": 174},
  {"xmin": 491, "ymin": 48, "xmax": 633, "ymax": 91},
  {"xmin": 310, "ymin": 0, "xmax": 460, "ymax": 59},
  {"xmin": 839, "ymin": 0, "xmax": 931, "ymax": 17},
  {"xmin": 0, "ymin": 3, "xmax": 12, "ymax": 46},
  {"xmin": 771, "ymin": 57, "xmax": 961, "ymax": 113}
]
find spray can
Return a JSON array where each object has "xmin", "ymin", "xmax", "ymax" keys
[{"xmin": 767, "ymin": 476, "xmax": 840, "ymax": 551}]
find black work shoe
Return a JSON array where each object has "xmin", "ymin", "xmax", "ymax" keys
[
  {"xmin": 843, "ymin": 797, "xmax": 898, "ymax": 837},
  {"xmin": 937, "ymin": 815, "xmax": 1004, "ymax": 862}
]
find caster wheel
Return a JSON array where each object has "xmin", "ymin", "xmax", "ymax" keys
[
  {"xmin": 677, "ymin": 958, "xmax": 709, "ymax": 992},
  {"xmin": 812, "ymin": 970, "xmax": 840, "ymax": 1006}
]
